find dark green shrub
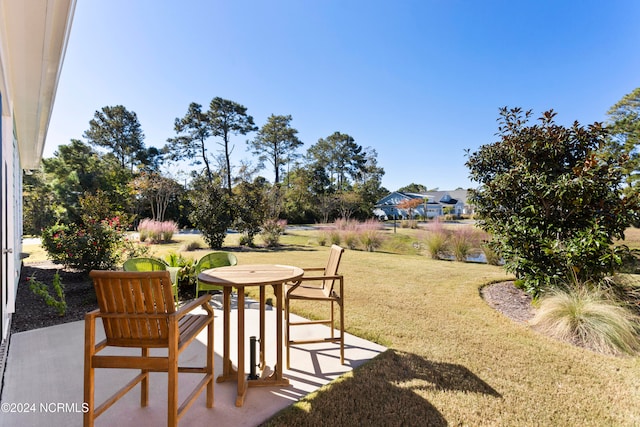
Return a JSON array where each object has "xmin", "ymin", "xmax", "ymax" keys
[
  {"xmin": 466, "ymin": 108, "xmax": 640, "ymax": 296},
  {"xmin": 188, "ymin": 183, "xmax": 233, "ymax": 249}
]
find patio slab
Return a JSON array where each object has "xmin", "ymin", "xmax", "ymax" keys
[{"xmin": 0, "ymin": 297, "xmax": 386, "ymax": 427}]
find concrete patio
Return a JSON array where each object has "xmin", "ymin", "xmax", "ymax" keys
[{"xmin": 0, "ymin": 295, "xmax": 386, "ymax": 426}]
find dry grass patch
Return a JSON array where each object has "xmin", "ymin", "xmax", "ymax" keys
[{"xmin": 240, "ymin": 247, "xmax": 640, "ymax": 426}]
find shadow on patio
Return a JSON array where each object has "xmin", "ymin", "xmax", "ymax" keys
[{"xmin": 0, "ymin": 299, "xmax": 386, "ymax": 426}]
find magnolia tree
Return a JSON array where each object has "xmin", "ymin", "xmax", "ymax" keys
[{"xmin": 466, "ymin": 107, "xmax": 640, "ymax": 296}]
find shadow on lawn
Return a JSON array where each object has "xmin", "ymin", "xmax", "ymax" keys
[{"xmin": 263, "ymin": 349, "xmax": 500, "ymax": 426}]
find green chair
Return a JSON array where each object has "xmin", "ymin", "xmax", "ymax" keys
[
  {"xmin": 195, "ymin": 252, "xmax": 238, "ymax": 297},
  {"xmin": 123, "ymin": 257, "xmax": 179, "ymax": 305}
]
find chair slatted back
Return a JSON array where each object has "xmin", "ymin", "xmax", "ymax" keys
[
  {"xmin": 123, "ymin": 257, "xmax": 168, "ymax": 272},
  {"xmin": 196, "ymin": 252, "xmax": 237, "ymax": 272},
  {"xmin": 90, "ymin": 270, "xmax": 176, "ymax": 347},
  {"xmin": 322, "ymin": 245, "xmax": 344, "ymax": 297}
]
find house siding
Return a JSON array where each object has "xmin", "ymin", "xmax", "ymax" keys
[{"xmin": 374, "ymin": 190, "xmax": 472, "ymax": 219}]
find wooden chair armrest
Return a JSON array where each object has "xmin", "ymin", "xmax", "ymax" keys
[
  {"xmin": 298, "ymin": 274, "xmax": 343, "ymax": 281},
  {"xmin": 302, "ymin": 267, "xmax": 325, "ymax": 272},
  {"xmin": 175, "ymin": 294, "xmax": 213, "ymax": 318},
  {"xmin": 85, "ymin": 309, "xmax": 101, "ymax": 320}
]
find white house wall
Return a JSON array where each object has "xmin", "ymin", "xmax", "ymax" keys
[{"xmin": 0, "ymin": 0, "xmax": 76, "ymax": 343}]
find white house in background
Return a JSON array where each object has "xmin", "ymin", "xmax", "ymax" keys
[
  {"xmin": 0, "ymin": 0, "xmax": 76, "ymax": 345},
  {"xmin": 374, "ymin": 189, "xmax": 473, "ymax": 219}
]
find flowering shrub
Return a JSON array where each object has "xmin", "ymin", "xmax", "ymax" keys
[
  {"xmin": 138, "ymin": 218, "xmax": 178, "ymax": 243},
  {"xmin": 42, "ymin": 216, "xmax": 128, "ymax": 272}
]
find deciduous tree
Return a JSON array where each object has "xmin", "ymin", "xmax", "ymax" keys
[{"xmin": 130, "ymin": 172, "xmax": 183, "ymax": 222}]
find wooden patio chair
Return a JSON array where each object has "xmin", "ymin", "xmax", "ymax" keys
[
  {"xmin": 285, "ymin": 244, "xmax": 345, "ymax": 369},
  {"xmin": 194, "ymin": 252, "xmax": 238, "ymax": 297},
  {"xmin": 84, "ymin": 270, "xmax": 214, "ymax": 427},
  {"xmin": 123, "ymin": 257, "xmax": 179, "ymax": 305}
]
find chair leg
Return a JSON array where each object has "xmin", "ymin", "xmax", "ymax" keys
[
  {"xmin": 141, "ymin": 347, "xmax": 149, "ymax": 407},
  {"xmin": 206, "ymin": 320, "xmax": 214, "ymax": 408},
  {"xmin": 84, "ymin": 317, "xmax": 95, "ymax": 427},
  {"xmin": 285, "ymin": 297, "xmax": 291, "ymax": 370},
  {"xmin": 339, "ymin": 300, "xmax": 345, "ymax": 365},
  {"xmin": 168, "ymin": 328, "xmax": 178, "ymax": 426},
  {"xmin": 330, "ymin": 300, "xmax": 335, "ymax": 339}
]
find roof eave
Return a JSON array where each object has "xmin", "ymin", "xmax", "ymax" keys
[{"xmin": 0, "ymin": 0, "xmax": 76, "ymax": 169}]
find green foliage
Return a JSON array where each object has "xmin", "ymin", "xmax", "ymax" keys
[
  {"xmin": 249, "ymin": 114, "xmax": 303, "ymax": 184},
  {"xmin": 165, "ymin": 102, "xmax": 215, "ymax": 181},
  {"xmin": 22, "ymin": 169, "xmax": 58, "ymax": 235},
  {"xmin": 164, "ymin": 252, "xmax": 196, "ymax": 287},
  {"xmin": 188, "ymin": 180, "xmax": 233, "ymax": 249},
  {"xmin": 307, "ymin": 132, "xmax": 367, "ymax": 193},
  {"xmin": 208, "ymin": 97, "xmax": 258, "ymax": 193},
  {"xmin": 329, "ymin": 230, "xmax": 341, "ymax": 246},
  {"xmin": 41, "ymin": 140, "xmax": 133, "ymax": 224},
  {"xmin": 83, "ymin": 105, "xmax": 146, "ymax": 170},
  {"xmin": 466, "ymin": 108, "xmax": 640, "ymax": 295},
  {"xmin": 606, "ymin": 87, "xmax": 640, "ymax": 193},
  {"xmin": 397, "ymin": 183, "xmax": 427, "ymax": 193},
  {"xmin": 233, "ymin": 178, "xmax": 270, "ymax": 246},
  {"xmin": 28, "ymin": 272, "xmax": 66, "ymax": 316}
]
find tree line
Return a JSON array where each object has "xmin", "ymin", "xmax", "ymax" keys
[{"xmin": 23, "ymin": 97, "xmax": 388, "ymax": 247}]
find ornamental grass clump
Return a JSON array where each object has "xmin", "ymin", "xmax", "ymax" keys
[
  {"xmin": 449, "ymin": 226, "xmax": 479, "ymax": 262},
  {"xmin": 138, "ymin": 219, "xmax": 178, "ymax": 243},
  {"xmin": 531, "ymin": 285, "xmax": 640, "ymax": 356},
  {"xmin": 423, "ymin": 219, "xmax": 449, "ymax": 260},
  {"xmin": 358, "ymin": 219, "xmax": 385, "ymax": 252}
]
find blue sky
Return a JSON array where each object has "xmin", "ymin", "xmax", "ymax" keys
[{"xmin": 45, "ymin": 0, "xmax": 640, "ymax": 191}]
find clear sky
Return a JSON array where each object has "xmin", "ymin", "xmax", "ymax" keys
[{"xmin": 45, "ymin": 0, "xmax": 640, "ymax": 192}]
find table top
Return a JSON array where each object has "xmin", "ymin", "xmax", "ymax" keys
[{"xmin": 198, "ymin": 264, "xmax": 303, "ymax": 287}]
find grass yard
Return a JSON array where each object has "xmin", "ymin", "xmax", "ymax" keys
[
  {"xmin": 235, "ymin": 246, "xmax": 639, "ymax": 426},
  {"xmin": 21, "ymin": 227, "xmax": 640, "ymax": 425}
]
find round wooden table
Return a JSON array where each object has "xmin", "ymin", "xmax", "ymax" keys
[{"xmin": 198, "ymin": 264, "xmax": 303, "ymax": 407}]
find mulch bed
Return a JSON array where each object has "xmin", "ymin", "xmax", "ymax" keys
[
  {"xmin": 481, "ymin": 281, "xmax": 535, "ymax": 324},
  {"xmin": 11, "ymin": 262, "xmax": 98, "ymax": 333}
]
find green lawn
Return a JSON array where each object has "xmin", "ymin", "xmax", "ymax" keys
[{"xmin": 22, "ymin": 227, "xmax": 640, "ymax": 425}]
